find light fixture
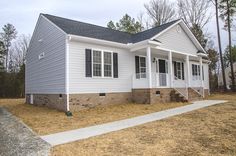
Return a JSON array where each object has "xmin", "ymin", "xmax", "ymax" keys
[{"xmin": 153, "ymin": 58, "xmax": 156, "ymax": 63}]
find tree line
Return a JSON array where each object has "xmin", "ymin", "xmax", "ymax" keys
[
  {"xmin": 107, "ymin": 0, "xmax": 236, "ymax": 92},
  {"xmin": 0, "ymin": 24, "xmax": 30, "ymax": 98}
]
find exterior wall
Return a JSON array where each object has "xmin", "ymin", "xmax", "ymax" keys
[
  {"xmin": 26, "ymin": 94, "xmax": 67, "ymax": 111},
  {"xmin": 157, "ymin": 24, "xmax": 198, "ymax": 55},
  {"xmin": 69, "ymin": 92, "xmax": 132, "ymax": 111},
  {"xmin": 68, "ymin": 41, "xmax": 135, "ymax": 93},
  {"xmin": 25, "ymin": 15, "xmax": 66, "ymax": 94}
]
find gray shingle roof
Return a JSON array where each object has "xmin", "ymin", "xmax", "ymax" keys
[{"xmin": 42, "ymin": 14, "xmax": 179, "ymax": 44}]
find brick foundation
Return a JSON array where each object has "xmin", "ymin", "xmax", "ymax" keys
[
  {"xmin": 26, "ymin": 94, "xmax": 67, "ymax": 111},
  {"xmin": 69, "ymin": 92, "xmax": 132, "ymax": 111},
  {"xmin": 26, "ymin": 88, "xmax": 210, "ymax": 112},
  {"xmin": 132, "ymin": 88, "xmax": 173, "ymax": 104}
]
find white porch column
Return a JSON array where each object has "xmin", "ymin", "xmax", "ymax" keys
[
  {"xmin": 168, "ymin": 51, "xmax": 173, "ymax": 88},
  {"xmin": 199, "ymin": 57, "xmax": 205, "ymax": 98},
  {"xmin": 186, "ymin": 55, "xmax": 190, "ymax": 87},
  {"xmin": 146, "ymin": 47, "xmax": 152, "ymax": 88}
]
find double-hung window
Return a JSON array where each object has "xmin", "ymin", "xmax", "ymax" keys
[
  {"xmin": 192, "ymin": 64, "xmax": 200, "ymax": 80},
  {"xmin": 104, "ymin": 52, "xmax": 112, "ymax": 77},
  {"xmin": 174, "ymin": 61, "xmax": 184, "ymax": 80},
  {"xmin": 92, "ymin": 50, "xmax": 113, "ymax": 77},
  {"xmin": 139, "ymin": 57, "xmax": 146, "ymax": 78},
  {"xmin": 93, "ymin": 50, "xmax": 102, "ymax": 77}
]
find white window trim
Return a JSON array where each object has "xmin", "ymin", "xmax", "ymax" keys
[
  {"xmin": 136, "ymin": 55, "xmax": 146, "ymax": 79},
  {"xmin": 175, "ymin": 61, "xmax": 183, "ymax": 80},
  {"xmin": 91, "ymin": 48, "xmax": 114, "ymax": 78},
  {"xmin": 192, "ymin": 63, "xmax": 201, "ymax": 81}
]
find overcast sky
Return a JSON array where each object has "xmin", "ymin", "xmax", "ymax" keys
[{"xmin": 0, "ymin": 0, "xmax": 235, "ymax": 50}]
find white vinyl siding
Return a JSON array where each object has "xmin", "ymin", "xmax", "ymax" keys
[
  {"xmin": 25, "ymin": 16, "xmax": 66, "ymax": 94},
  {"xmin": 68, "ymin": 41, "xmax": 135, "ymax": 93},
  {"xmin": 157, "ymin": 24, "xmax": 198, "ymax": 55}
]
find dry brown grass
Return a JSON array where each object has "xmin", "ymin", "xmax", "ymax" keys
[
  {"xmin": 0, "ymin": 98, "xmax": 188, "ymax": 135},
  {"xmin": 52, "ymin": 93, "xmax": 236, "ymax": 156}
]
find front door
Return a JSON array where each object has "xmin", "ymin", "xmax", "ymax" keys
[{"xmin": 156, "ymin": 59, "xmax": 168, "ymax": 86}]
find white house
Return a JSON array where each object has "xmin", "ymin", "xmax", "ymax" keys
[{"xmin": 26, "ymin": 14, "xmax": 210, "ymax": 112}]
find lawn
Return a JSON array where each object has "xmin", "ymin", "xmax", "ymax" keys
[
  {"xmin": 51, "ymin": 93, "xmax": 236, "ymax": 156},
  {"xmin": 0, "ymin": 98, "xmax": 188, "ymax": 135}
]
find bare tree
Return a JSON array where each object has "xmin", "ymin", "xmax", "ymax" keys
[
  {"xmin": 137, "ymin": 11, "xmax": 150, "ymax": 30},
  {"xmin": 9, "ymin": 34, "xmax": 30, "ymax": 72},
  {"xmin": 177, "ymin": 0, "xmax": 211, "ymax": 29},
  {"xmin": 144, "ymin": 0, "xmax": 176, "ymax": 26}
]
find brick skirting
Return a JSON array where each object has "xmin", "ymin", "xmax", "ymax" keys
[
  {"xmin": 69, "ymin": 92, "xmax": 132, "ymax": 111},
  {"xmin": 26, "ymin": 94, "xmax": 67, "ymax": 111},
  {"xmin": 26, "ymin": 88, "xmax": 210, "ymax": 112}
]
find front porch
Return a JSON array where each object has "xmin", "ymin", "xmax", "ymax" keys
[{"xmin": 131, "ymin": 46, "xmax": 207, "ymax": 101}]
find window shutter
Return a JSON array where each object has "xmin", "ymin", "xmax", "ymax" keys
[
  {"xmin": 135, "ymin": 56, "xmax": 140, "ymax": 73},
  {"xmin": 113, "ymin": 53, "xmax": 118, "ymax": 78},
  {"xmin": 85, "ymin": 49, "xmax": 92, "ymax": 77},
  {"xmin": 135, "ymin": 56, "xmax": 140, "ymax": 79},
  {"xmin": 182, "ymin": 62, "xmax": 184, "ymax": 80},
  {"xmin": 202, "ymin": 66, "xmax": 204, "ymax": 80},
  {"xmin": 174, "ymin": 61, "xmax": 177, "ymax": 78}
]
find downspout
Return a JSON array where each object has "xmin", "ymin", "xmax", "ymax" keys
[{"xmin": 65, "ymin": 35, "xmax": 72, "ymax": 115}]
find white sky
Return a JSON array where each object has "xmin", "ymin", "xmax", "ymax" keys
[{"xmin": 0, "ymin": 0, "xmax": 235, "ymax": 50}]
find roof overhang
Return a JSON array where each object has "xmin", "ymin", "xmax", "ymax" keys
[{"xmin": 68, "ymin": 34, "xmax": 162, "ymax": 51}]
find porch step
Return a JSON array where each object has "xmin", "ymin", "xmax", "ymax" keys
[{"xmin": 170, "ymin": 90, "xmax": 188, "ymax": 103}]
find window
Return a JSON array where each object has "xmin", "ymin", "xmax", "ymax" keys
[
  {"xmin": 139, "ymin": 57, "xmax": 146, "ymax": 78},
  {"xmin": 192, "ymin": 64, "xmax": 200, "ymax": 80},
  {"xmin": 93, "ymin": 50, "xmax": 102, "ymax": 77},
  {"xmin": 92, "ymin": 50, "xmax": 113, "ymax": 77},
  {"xmin": 174, "ymin": 61, "xmax": 184, "ymax": 80},
  {"xmin": 104, "ymin": 52, "xmax": 112, "ymax": 77}
]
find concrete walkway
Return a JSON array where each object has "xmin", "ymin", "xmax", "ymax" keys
[
  {"xmin": 0, "ymin": 107, "xmax": 51, "ymax": 156},
  {"xmin": 41, "ymin": 100, "xmax": 227, "ymax": 146}
]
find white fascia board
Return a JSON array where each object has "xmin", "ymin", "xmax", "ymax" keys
[
  {"xmin": 69, "ymin": 34, "xmax": 130, "ymax": 49},
  {"xmin": 155, "ymin": 47, "xmax": 198, "ymax": 57},
  {"xmin": 69, "ymin": 34, "xmax": 161, "ymax": 52}
]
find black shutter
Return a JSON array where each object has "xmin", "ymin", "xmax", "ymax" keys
[
  {"xmin": 174, "ymin": 61, "xmax": 177, "ymax": 77},
  {"xmin": 202, "ymin": 66, "xmax": 204, "ymax": 80},
  {"xmin": 85, "ymin": 49, "xmax": 92, "ymax": 77},
  {"xmin": 113, "ymin": 53, "xmax": 118, "ymax": 78},
  {"xmin": 182, "ymin": 62, "xmax": 184, "ymax": 80},
  {"xmin": 135, "ymin": 56, "xmax": 140, "ymax": 79}
]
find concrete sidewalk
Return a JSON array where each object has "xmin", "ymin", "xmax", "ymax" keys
[{"xmin": 41, "ymin": 100, "xmax": 227, "ymax": 146}]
